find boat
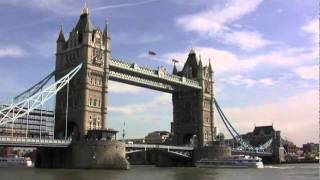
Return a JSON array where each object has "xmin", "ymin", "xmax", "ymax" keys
[
  {"xmin": 0, "ymin": 155, "xmax": 33, "ymax": 167},
  {"xmin": 195, "ymin": 155, "xmax": 264, "ymax": 168}
]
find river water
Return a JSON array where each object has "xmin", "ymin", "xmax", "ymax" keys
[{"xmin": 0, "ymin": 163, "xmax": 318, "ymax": 180}]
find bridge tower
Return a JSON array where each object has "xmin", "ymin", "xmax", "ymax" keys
[
  {"xmin": 171, "ymin": 49, "xmax": 215, "ymax": 147},
  {"xmin": 55, "ymin": 6, "xmax": 110, "ymax": 139}
]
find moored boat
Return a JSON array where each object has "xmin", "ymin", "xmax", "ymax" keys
[
  {"xmin": 195, "ymin": 155, "xmax": 264, "ymax": 168},
  {"xmin": 0, "ymin": 155, "xmax": 33, "ymax": 167}
]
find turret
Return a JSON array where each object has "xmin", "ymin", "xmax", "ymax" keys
[
  {"xmin": 182, "ymin": 48, "xmax": 199, "ymax": 79},
  {"xmin": 198, "ymin": 55, "xmax": 203, "ymax": 78},
  {"xmin": 173, "ymin": 63, "xmax": 178, "ymax": 75},
  {"xmin": 74, "ymin": 4, "xmax": 95, "ymax": 45},
  {"xmin": 198, "ymin": 55, "xmax": 203, "ymax": 68},
  {"xmin": 56, "ymin": 25, "xmax": 65, "ymax": 52},
  {"xmin": 103, "ymin": 19, "xmax": 111, "ymax": 52},
  {"xmin": 208, "ymin": 58, "xmax": 213, "ymax": 74}
]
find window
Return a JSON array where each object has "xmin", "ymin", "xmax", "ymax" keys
[{"xmin": 93, "ymin": 99, "xmax": 97, "ymax": 106}]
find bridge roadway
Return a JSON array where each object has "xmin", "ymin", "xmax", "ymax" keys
[
  {"xmin": 125, "ymin": 144, "xmax": 272, "ymax": 157},
  {"xmin": 0, "ymin": 136, "xmax": 71, "ymax": 147},
  {"xmin": 125, "ymin": 143, "xmax": 194, "ymax": 158},
  {"xmin": 0, "ymin": 136, "xmax": 272, "ymax": 157},
  {"xmin": 109, "ymin": 57, "xmax": 202, "ymax": 93}
]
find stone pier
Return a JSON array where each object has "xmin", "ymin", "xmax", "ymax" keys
[{"xmin": 36, "ymin": 130, "xmax": 129, "ymax": 170}]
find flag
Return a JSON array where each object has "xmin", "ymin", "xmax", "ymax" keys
[
  {"xmin": 172, "ymin": 59, "xmax": 179, "ymax": 63},
  {"xmin": 148, "ymin": 50, "xmax": 157, "ymax": 56}
]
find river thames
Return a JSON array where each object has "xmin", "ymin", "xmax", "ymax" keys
[{"xmin": 0, "ymin": 163, "xmax": 318, "ymax": 180}]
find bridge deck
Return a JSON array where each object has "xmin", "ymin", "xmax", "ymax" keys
[
  {"xmin": 231, "ymin": 149, "xmax": 273, "ymax": 157},
  {"xmin": 125, "ymin": 144, "xmax": 194, "ymax": 151},
  {"xmin": 125, "ymin": 144, "xmax": 272, "ymax": 156},
  {"xmin": 109, "ymin": 58, "xmax": 202, "ymax": 92},
  {"xmin": 0, "ymin": 136, "xmax": 71, "ymax": 147}
]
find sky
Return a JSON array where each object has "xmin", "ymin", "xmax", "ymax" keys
[{"xmin": 0, "ymin": 0, "xmax": 318, "ymax": 146}]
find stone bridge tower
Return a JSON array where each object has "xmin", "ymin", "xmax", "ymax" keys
[
  {"xmin": 54, "ymin": 6, "xmax": 110, "ymax": 139},
  {"xmin": 171, "ymin": 49, "xmax": 215, "ymax": 147}
]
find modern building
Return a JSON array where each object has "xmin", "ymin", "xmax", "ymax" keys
[
  {"xmin": 144, "ymin": 131, "xmax": 171, "ymax": 144},
  {"xmin": 282, "ymin": 139, "xmax": 298, "ymax": 154},
  {"xmin": 0, "ymin": 105, "xmax": 54, "ymax": 139},
  {"xmin": 302, "ymin": 143, "xmax": 319, "ymax": 155}
]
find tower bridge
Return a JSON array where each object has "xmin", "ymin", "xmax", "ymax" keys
[{"xmin": 0, "ymin": 5, "xmax": 283, "ymax": 169}]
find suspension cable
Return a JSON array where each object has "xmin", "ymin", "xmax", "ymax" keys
[{"xmin": 213, "ymin": 98, "xmax": 273, "ymax": 152}]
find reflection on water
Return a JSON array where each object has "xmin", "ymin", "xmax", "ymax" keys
[{"xmin": 0, "ymin": 164, "xmax": 318, "ymax": 180}]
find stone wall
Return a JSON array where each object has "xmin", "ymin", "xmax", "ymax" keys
[
  {"xmin": 36, "ymin": 140, "xmax": 129, "ymax": 170},
  {"xmin": 193, "ymin": 144, "xmax": 231, "ymax": 162}
]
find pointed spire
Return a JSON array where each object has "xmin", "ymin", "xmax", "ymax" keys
[
  {"xmin": 81, "ymin": 1, "xmax": 89, "ymax": 15},
  {"xmin": 57, "ymin": 24, "xmax": 65, "ymax": 42},
  {"xmin": 189, "ymin": 48, "xmax": 196, "ymax": 55},
  {"xmin": 104, "ymin": 19, "xmax": 108, "ymax": 31},
  {"xmin": 76, "ymin": 2, "xmax": 94, "ymax": 32},
  {"xmin": 173, "ymin": 63, "xmax": 178, "ymax": 74},
  {"xmin": 103, "ymin": 18, "xmax": 109, "ymax": 37},
  {"xmin": 198, "ymin": 58, "xmax": 203, "ymax": 68},
  {"xmin": 208, "ymin": 58, "xmax": 213, "ymax": 72}
]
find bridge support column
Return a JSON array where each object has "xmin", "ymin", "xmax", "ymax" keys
[
  {"xmin": 36, "ymin": 140, "xmax": 129, "ymax": 169},
  {"xmin": 273, "ymin": 131, "xmax": 285, "ymax": 163},
  {"xmin": 155, "ymin": 152, "xmax": 173, "ymax": 167},
  {"xmin": 193, "ymin": 144, "xmax": 231, "ymax": 162},
  {"xmin": 171, "ymin": 50, "xmax": 215, "ymax": 147}
]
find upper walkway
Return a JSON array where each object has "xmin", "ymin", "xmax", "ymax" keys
[{"xmin": 109, "ymin": 57, "xmax": 202, "ymax": 93}]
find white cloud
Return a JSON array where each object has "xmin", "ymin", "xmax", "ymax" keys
[
  {"xmin": 223, "ymin": 31, "xmax": 273, "ymax": 51},
  {"xmin": 221, "ymin": 75, "xmax": 275, "ymax": 87},
  {"xmin": 154, "ymin": 46, "xmax": 317, "ymax": 75},
  {"xmin": 301, "ymin": 19, "xmax": 318, "ymax": 44},
  {"xmin": 177, "ymin": 0, "xmax": 263, "ymax": 34},
  {"xmin": 176, "ymin": 0, "xmax": 269, "ymax": 50},
  {"xmin": 218, "ymin": 90, "xmax": 319, "ymax": 146},
  {"xmin": 0, "ymin": 46, "xmax": 26, "ymax": 58},
  {"xmin": 294, "ymin": 65, "xmax": 319, "ymax": 80},
  {"xmin": 109, "ymin": 81, "xmax": 145, "ymax": 94},
  {"xmin": 109, "ymin": 93, "xmax": 171, "ymax": 115},
  {"xmin": 226, "ymin": 75, "xmax": 256, "ymax": 87},
  {"xmin": 259, "ymin": 78, "xmax": 275, "ymax": 86}
]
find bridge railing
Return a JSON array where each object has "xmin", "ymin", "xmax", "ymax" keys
[
  {"xmin": 109, "ymin": 71, "xmax": 174, "ymax": 91},
  {"xmin": 125, "ymin": 143, "xmax": 194, "ymax": 151},
  {"xmin": 0, "ymin": 136, "xmax": 72, "ymax": 146},
  {"xmin": 110, "ymin": 58, "xmax": 201, "ymax": 89}
]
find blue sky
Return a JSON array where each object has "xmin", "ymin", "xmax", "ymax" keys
[{"xmin": 0, "ymin": 0, "xmax": 318, "ymax": 146}]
